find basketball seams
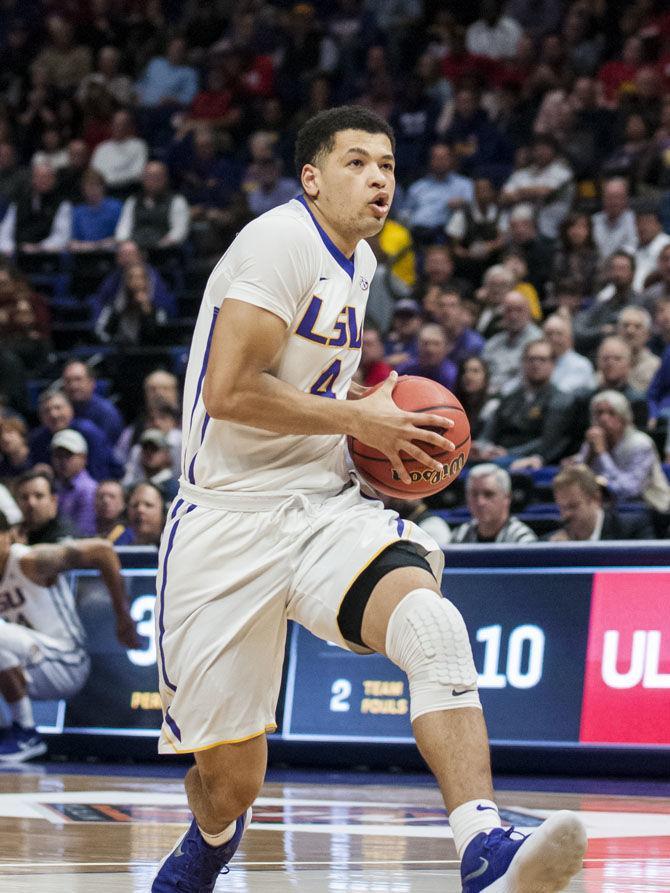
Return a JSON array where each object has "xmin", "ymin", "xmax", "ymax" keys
[{"xmin": 351, "ymin": 434, "xmax": 471, "ymax": 463}]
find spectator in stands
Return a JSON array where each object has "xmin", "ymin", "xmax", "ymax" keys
[
  {"xmin": 444, "ymin": 88, "xmax": 512, "ymax": 186},
  {"xmin": 591, "ymin": 178, "xmax": 638, "ymax": 261},
  {"xmin": 641, "ymin": 243, "xmax": 670, "ymax": 313},
  {"xmin": 571, "ymin": 390, "xmax": 670, "ymax": 514},
  {"xmin": 61, "ymin": 360, "xmax": 123, "ymax": 447},
  {"xmin": 551, "ymin": 212, "xmax": 599, "ymax": 297},
  {"xmin": 91, "ymin": 110, "xmax": 148, "ymax": 194},
  {"xmin": 120, "ymin": 481, "xmax": 166, "ymax": 546},
  {"xmin": 574, "ymin": 251, "xmax": 640, "ymax": 357},
  {"xmin": 69, "ymin": 169, "xmax": 122, "ymax": 253},
  {"xmin": 478, "ymin": 338, "xmax": 574, "ymax": 469},
  {"xmin": 432, "ymin": 289, "xmax": 485, "ymax": 366},
  {"xmin": 94, "ymin": 479, "xmax": 127, "ymax": 543},
  {"xmin": 384, "ymin": 299, "xmax": 422, "ymax": 368},
  {"xmin": 50, "ymin": 428, "xmax": 97, "ymax": 538},
  {"xmin": 504, "ymin": 204, "xmax": 554, "ymax": 297},
  {"xmin": 0, "ymin": 144, "xmax": 27, "ymax": 212},
  {"xmin": 594, "ymin": 336, "xmax": 648, "ymax": 429},
  {"xmin": 122, "ymin": 428, "xmax": 178, "ymax": 503},
  {"xmin": 358, "ymin": 325, "xmax": 393, "ymax": 387},
  {"xmin": 543, "ymin": 313, "xmax": 596, "ymax": 394},
  {"xmin": 401, "ymin": 143, "xmax": 474, "ymax": 246},
  {"xmin": 95, "ymin": 262, "xmax": 168, "ymax": 347},
  {"xmin": 77, "ymin": 46, "xmax": 134, "ymax": 110},
  {"xmin": 414, "ymin": 244, "xmax": 469, "ymax": 315},
  {"xmin": 481, "ymin": 290, "xmax": 542, "ymax": 396},
  {"xmin": 465, "ymin": 1, "xmax": 523, "ymax": 60},
  {"xmin": 244, "ymin": 155, "xmax": 299, "ymax": 218},
  {"xmin": 617, "ymin": 306, "xmax": 661, "ymax": 393},
  {"xmin": 143, "ymin": 401, "xmax": 181, "ymax": 476},
  {"xmin": 550, "ymin": 464, "xmax": 654, "ymax": 541},
  {"xmin": 15, "ymin": 470, "xmax": 74, "ymax": 545},
  {"xmin": 0, "ymin": 479, "xmax": 20, "ymax": 527},
  {"xmin": 455, "ymin": 356, "xmax": 499, "ymax": 441},
  {"xmin": 633, "ymin": 207, "xmax": 670, "ymax": 292},
  {"xmin": 451, "ymin": 464, "xmax": 536, "ymax": 544},
  {"xmin": 501, "ymin": 135, "xmax": 574, "ymax": 240},
  {"xmin": 473, "ymin": 264, "xmax": 515, "ymax": 339},
  {"xmin": 448, "ymin": 177, "xmax": 504, "ymax": 283},
  {"xmin": 31, "ymin": 15, "xmax": 92, "ymax": 94},
  {"xmin": 0, "ymin": 418, "xmax": 31, "ymax": 480},
  {"xmin": 115, "ymin": 161, "xmax": 189, "ymax": 252},
  {"xmin": 501, "ymin": 251, "xmax": 542, "ymax": 321},
  {"xmin": 135, "ymin": 36, "xmax": 198, "ymax": 110},
  {"xmin": 30, "ymin": 390, "xmax": 118, "ymax": 482},
  {"xmin": 384, "ymin": 496, "xmax": 451, "ymax": 549},
  {"xmin": 91, "ymin": 240, "xmax": 176, "ymax": 325},
  {"xmin": 31, "ymin": 127, "xmax": 69, "ymax": 171},
  {"xmin": 647, "ymin": 346, "xmax": 670, "ymax": 461},
  {"xmin": 397, "ymin": 323, "xmax": 457, "ymax": 391},
  {"xmin": 115, "ymin": 370, "xmax": 181, "ymax": 467},
  {"xmin": 0, "ymin": 163, "xmax": 71, "ymax": 258},
  {"xmin": 57, "ymin": 140, "xmax": 91, "ymax": 203}
]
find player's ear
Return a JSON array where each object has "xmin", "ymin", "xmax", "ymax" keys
[{"xmin": 301, "ymin": 164, "xmax": 319, "ymax": 198}]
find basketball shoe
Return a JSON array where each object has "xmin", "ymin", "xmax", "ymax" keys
[
  {"xmin": 152, "ymin": 808, "xmax": 251, "ymax": 892},
  {"xmin": 461, "ymin": 810, "xmax": 587, "ymax": 893},
  {"xmin": 0, "ymin": 723, "xmax": 47, "ymax": 762}
]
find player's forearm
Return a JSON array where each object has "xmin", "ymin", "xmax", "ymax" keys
[
  {"xmin": 207, "ymin": 370, "xmax": 365, "ymax": 438},
  {"xmin": 80, "ymin": 541, "xmax": 131, "ymax": 619}
]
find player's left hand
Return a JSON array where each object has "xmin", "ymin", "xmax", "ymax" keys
[{"xmin": 116, "ymin": 614, "xmax": 141, "ymax": 650}]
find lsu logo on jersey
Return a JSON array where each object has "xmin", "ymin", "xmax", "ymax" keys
[{"xmin": 295, "ymin": 296, "xmax": 362, "ymax": 349}]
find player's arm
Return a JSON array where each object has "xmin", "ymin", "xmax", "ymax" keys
[
  {"xmin": 202, "ymin": 298, "xmax": 455, "ymax": 484},
  {"xmin": 20, "ymin": 540, "xmax": 140, "ymax": 649}
]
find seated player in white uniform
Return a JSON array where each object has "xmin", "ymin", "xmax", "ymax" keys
[
  {"xmin": 0, "ymin": 510, "xmax": 139, "ymax": 761},
  {"xmin": 152, "ymin": 107, "xmax": 587, "ymax": 893}
]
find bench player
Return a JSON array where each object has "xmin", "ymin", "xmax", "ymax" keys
[
  {"xmin": 0, "ymin": 511, "xmax": 139, "ymax": 760},
  {"xmin": 152, "ymin": 107, "xmax": 587, "ymax": 893}
]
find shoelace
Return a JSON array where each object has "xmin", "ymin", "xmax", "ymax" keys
[
  {"xmin": 174, "ymin": 832, "xmax": 234, "ymax": 891},
  {"xmin": 480, "ymin": 825, "xmax": 528, "ymax": 855}
]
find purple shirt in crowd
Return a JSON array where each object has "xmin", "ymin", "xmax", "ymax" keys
[
  {"xmin": 397, "ymin": 358, "xmax": 457, "ymax": 392},
  {"xmin": 446, "ymin": 327, "xmax": 485, "ymax": 367},
  {"xmin": 57, "ymin": 469, "xmax": 98, "ymax": 537}
]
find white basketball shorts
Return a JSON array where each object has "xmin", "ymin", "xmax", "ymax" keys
[
  {"xmin": 0, "ymin": 620, "xmax": 90, "ymax": 700},
  {"xmin": 155, "ymin": 482, "xmax": 443, "ymax": 754}
]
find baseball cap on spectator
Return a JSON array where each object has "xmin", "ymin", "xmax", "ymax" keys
[
  {"xmin": 50, "ymin": 429, "xmax": 88, "ymax": 454},
  {"xmin": 394, "ymin": 299, "xmax": 422, "ymax": 316},
  {"xmin": 140, "ymin": 429, "xmax": 170, "ymax": 450}
]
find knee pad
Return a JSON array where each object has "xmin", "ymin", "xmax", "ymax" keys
[{"xmin": 385, "ymin": 588, "xmax": 481, "ymax": 721}]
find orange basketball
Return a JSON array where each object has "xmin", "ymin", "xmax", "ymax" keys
[{"xmin": 348, "ymin": 375, "xmax": 470, "ymax": 498}]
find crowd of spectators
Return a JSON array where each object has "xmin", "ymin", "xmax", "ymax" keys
[{"xmin": 0, "ymin": 0, "xmax": 669, "ymax": 546}]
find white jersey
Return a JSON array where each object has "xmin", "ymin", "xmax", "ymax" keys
[
  {"xmin": 181, "ymin": 196, "xmax": 377, "ymax": 496},
  {"xmin": 0, "ymin": 544, "xmax": 86, "ymax": 649}
]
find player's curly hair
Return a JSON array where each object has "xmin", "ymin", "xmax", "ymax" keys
[{"xmin": 294, "ymin": 106, "xmax": 395, "ymax": 178}]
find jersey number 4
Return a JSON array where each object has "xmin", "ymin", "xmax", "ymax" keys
[{"xmin": 309, "ymin": 359, "xmax": 341, "ymax": 399}]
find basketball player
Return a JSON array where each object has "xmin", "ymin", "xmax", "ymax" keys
[
  {"xmin": 153, "ymin": 107, "xmax": 586, "ymax": 893},
  {"xmin": 0, "ymin": 511, "xmax": 139, "ymax": 761}
]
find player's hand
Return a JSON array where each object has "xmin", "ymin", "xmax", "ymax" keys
[
  {"xmin": 116, "ymin": 614, "xmax": 141, "ymax": 650},
  {"xmin": 352, "ymin": 371, "xmax": 455, "ymax": 485}
]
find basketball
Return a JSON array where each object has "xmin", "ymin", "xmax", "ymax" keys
[{"xmin": 348, "ymin": 375, "xmax": 471, "ymax": 498}]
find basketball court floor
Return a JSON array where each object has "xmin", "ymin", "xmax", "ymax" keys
[{"xmin": 0, "ymin": 763, "xmax": 668, "ymax": 892}]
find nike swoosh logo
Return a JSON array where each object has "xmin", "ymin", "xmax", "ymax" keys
[
  {"xmin": 319, "ymin": 276, "xmax": 328, "ymax": 281},
  {"xmin": 452, "ymin": 688, "xmax": 471, "ymax": 696},
  {"xmin": 174, "ymin": 841, "xmax": 185, "ymax": 857},
  {"xmin": 476, "ymin": 804, "xmax": 499, "ymax": 813},
  {"xmin": 463, "ymin": 857, "xmax": 489, "ymax": 882}
]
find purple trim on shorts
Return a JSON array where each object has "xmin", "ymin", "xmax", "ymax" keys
[
  {"xmin": 397, "ymin": 518, "xmax": 405, "ymax": 537},
  {"xmin": 157, "ymin": 502, "xmax": 197, "ymax": 693},
  {"xmin": 184, "ymin": 306, "xmax": 219, "ymax": 480},
  {"xmin": 165, "ymin": 706, "xmax": 182, "ymax": 742}
]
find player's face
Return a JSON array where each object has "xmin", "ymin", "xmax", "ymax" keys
[{"xmin": 304, "ymin": 129, "xmax": 395, "ymax": 250}]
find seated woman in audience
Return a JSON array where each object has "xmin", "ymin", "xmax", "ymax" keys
[
  {"xmin": 0, "ymin": 417, "xmax": 31, "ymax": 480},
  {"xmin": 95, "ymin": 263, "xmax": 168, "ymax": 346},
  {"xmin": 568, "ymin": 390, "xmax": 670, "ymax": 514},
  {"xmin": 454, "ymin": 356, "xmax": 499, "ymax": 442},
  {"xmin": 551, "ymin": 211, "xmax": 599, "ymax": 297}
]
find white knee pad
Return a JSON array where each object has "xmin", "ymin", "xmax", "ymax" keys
[{"xmin": 385, "ymin": 588, "xmax": 481, "ymax": 721}]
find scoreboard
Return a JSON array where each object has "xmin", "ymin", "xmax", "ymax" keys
[{"xmin": 33, "ymin": 543, "xmax": 670, "ymax": 754}]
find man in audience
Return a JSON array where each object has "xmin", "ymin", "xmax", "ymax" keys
[
  {"xmin": 481, "ymin": 290, "xmax": 542, "ymax": 396},
  {"xmin": 57, "ymin": 139, "xmax": 90, "ymax": 203},
  {"xmin": 0, "ymin": 163, "xmax": 71, "ymax": 258},
  {"xmin": 384, "ymin": 299, "xmax": 422, "ymax": 367},
  {"xmin": 61, "ymin": 360, "xmax": 124, "ymax": 447},
  {"xmin": 543, "ymin": 314, "xmax": 596, "ymax": 394},
  {"xmin": 574, "ymin": 251, "xmax": 639, "ymax": 357},
  {"xmin": 617, "ymin": 306, "xmax": 661, "ymax": 393},
  {"xmin": 450, "ymin": 464, "xmax": 536, "ymax": 543},
  {"xmin": 69, "ymin": 169, "xmax": 122, "ymax": 252},
  {"xmin": 120, "ymin": 482, "xmax": 166, "ymax": 546},
  {"xmin": 15, "ymin": 471, "xmax": 74, "ymax": 545},
  {"xmin": 595, "ymin": 336, "xmax": 648, "ymax": 428},
  {"xmin": 30, "ymin": 390, "xmax": 118, "ymax": 482},
  {"xmin": 633, "ymin": 207, "xmax": 670, "ymax": 292},
  {"xmin": 398, "ymin": 323, "xmax": 457, "ymax": 390},
  {"xmin": 504, "ymin": 205, "xmax": 554, "ymax": 297},
  {"xmin": 642, "ymin": 243, "xmax": 670, "ymax": 313},
  {"xmin": 122, "ymin": 428, "xmax": 178, "ymax": 503},
  {"xmin": 478, "ymin": 338, "xmax": 574, "ymax": 468},
  {"xmin": 245, "ymin": 155, "xmax": 299, "ymax": 218},
  {"xmin": 50, "ymin": 429, "xmax": 97, "ymax": 538},
  {"xmin": 91, "ymin": 240, "xmax": 177, "ymax": 323},
  {"xmin": 474, "ymin": 264, "xmax": 515, "ymax": 339},
  {"xmin": 91, "ymin": 110, "xmax": 149, "ymax": 195},
  {"xmin": 432, "ymin": 289, "xmax": 484, "ymax": 366},
  {"xmin": 115, "ymin": 162, "xmax": 189, "ymax": 253},
  {"xmin": 94, "ymin": 479, "xmax": 127, "ymax": 543},
  {"xmin": 591, "ymin": 178, "xmax": 637, "ymax": 261},
  {"xmin": 550, "ymin": 464, "xmax": 653, "ymax": 540}
]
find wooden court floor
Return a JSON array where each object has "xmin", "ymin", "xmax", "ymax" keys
[{"xmin": 0, "ymin": 769, "xmax": 668, "ymax": 891}]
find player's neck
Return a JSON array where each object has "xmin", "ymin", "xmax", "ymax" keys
[{"xmin": 303, "ymin": 195, "xmax": 357, "ymax": 259}]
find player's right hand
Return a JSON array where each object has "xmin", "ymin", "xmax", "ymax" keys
[{"xmin": 351, "ymin": 372, "xmax": 455, "ymax": 485}]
